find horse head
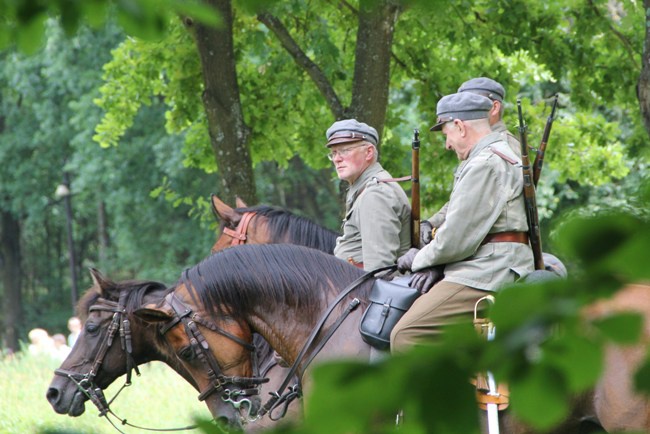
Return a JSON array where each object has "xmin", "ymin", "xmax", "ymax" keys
[
  {"xmin": 135, "ymin": 281, "xmax": 265, "ymax": 431},
  {"xmin": 210, "ymin": 194, "xmax": 337, "ymax": 254},
  {"xmin": 211, "ymin": 194, "xmax": 269, "ymax": 252},
  {"xmin": 46, "ymin": 268, "xmax": 186, "ymax": 417}
]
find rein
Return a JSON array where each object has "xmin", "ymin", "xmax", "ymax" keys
[
  {"xmin": 161, "ymin": 292, "xmax": 269, "ymax": 422},
  {"xmin": 259, "ymin": 265, "xmax": 396, "ymax": 420},
  {"xmin": 222, "ymin": 211, "xmax": 256, "ymax": 247}
]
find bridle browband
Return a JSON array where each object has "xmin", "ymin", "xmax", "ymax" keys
[
  {"xmin": 221, "ymin": 211, "xmax": 257, "ymax": 247},
  {"xmin": 160, "ymin": 292, "xmax": 269, "ymax": 422}
]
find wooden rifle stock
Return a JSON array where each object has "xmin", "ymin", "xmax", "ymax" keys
[
  {"xmin": 517, "ymin": 100, "xmax": 545, "ymax": 271},
  {"xmin": 532, "ymin": 94, "xmax": 559, "ymax": 187},
  {"xmin": 411, "ymin": 129, "xmax": 420, "ymax": 248}
]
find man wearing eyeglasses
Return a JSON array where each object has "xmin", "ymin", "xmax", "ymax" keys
[
  {"xmin": 325, "ymin": 119, "xmax": 412, "ymax": 271},
  {"xmin": 391, "ymin": 92, "xmax": 534, "ymax": 351}
]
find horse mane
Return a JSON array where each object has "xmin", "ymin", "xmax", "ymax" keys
[
  {"xmin": 77, "ymin": 277, "xmax": 170, "ymax": 321},
  {"xmin": 240, "ymin": 205, "xmax": 338, "ymax": 254},
  {"xmin": 179, "ymin": 244, "xmax": 369, "ymax": 321}
]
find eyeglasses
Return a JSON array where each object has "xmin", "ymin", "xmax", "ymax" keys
[{"xmin": 327, "ymin": 144, "xmax": 368, "ymax": 161}]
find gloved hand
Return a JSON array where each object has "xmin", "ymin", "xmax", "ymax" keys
[
  {"xmin": 397, "ymin": 247, "xmax": 420, "ymax": 273},
  {"xmin": 420, "ymin": 221, "xmax": 434, "ymax": 247},
  {"xmin": 408, "ymin": 266, "xmax": 443, "ymax": 294}
]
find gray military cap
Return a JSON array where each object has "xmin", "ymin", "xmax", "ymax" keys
[
  {"xmin": 325, "ymin": 119, "xmax": 378, "ymax": 147},
  {"xmin": 429, "ymin": 92, "xmax": 493, "ymax": 131},
  {"xmin": 458, "ymin": 77, "xmax": 505, "ymax": 102}
]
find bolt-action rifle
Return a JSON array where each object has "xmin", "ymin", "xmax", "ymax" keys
[
  {"xmin": 532, "ymin": 95, "xmax": 559, "ymax": 187},
  {"xmin": 411, "ymin": 129, "xmax": 420, "ymax": 248},
  {"xmin": 517, "ymin": 100, "xmax": 545, "ymax": 271}
]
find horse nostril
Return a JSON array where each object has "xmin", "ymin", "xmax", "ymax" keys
[{"xmin": 46, "ymin": 387, "xmax": 60, "ymax": 405}]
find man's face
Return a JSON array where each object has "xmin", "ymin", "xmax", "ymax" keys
[
  {"xmin": 442, "ymin": 120, "xmax": 471, "ymax": 160},
  {"xmin": 328, "ymin": 142, "xmax": 372, "ymax": 183}
]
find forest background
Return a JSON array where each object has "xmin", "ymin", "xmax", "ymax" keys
[{"xmin": 0, "ymin": 0, "xmax": 649, "ymax": 431}]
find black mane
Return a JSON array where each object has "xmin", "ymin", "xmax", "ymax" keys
[
  {"xmin": 240, "ymin": 205, "xmax": 338, "ymax": 254},
  {"xmin": 179, "ymin": 244, "xmax": 368, "ymax": 321}
]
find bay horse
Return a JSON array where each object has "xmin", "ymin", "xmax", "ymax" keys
[
  {"xmin": 210, "ymin": 194, "xmax": 338, "ymax": 254},
  {"xmin": 135, "ymin": 244, "xmax": 379, "ymax": 432}
]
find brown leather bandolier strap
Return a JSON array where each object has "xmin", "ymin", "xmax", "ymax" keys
[
  {"xmin": 481, "ymin": 231, "xmax": 529, "ymax": 245},
  {"xmin": 377, "ymin": 176, "xmax": 411, "ymax": 183},
  {"xmin": 347, "ymin": 257, "xmax": 364, "ymax": 269}
]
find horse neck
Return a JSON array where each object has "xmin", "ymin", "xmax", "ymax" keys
[{"xmin": 247, "ymin": 297, "xmax": 371, "ymax": 373}]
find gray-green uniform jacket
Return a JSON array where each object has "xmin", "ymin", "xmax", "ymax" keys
[
  {"xmin": 334, "ymin": 162, "xmax": 412, "ymax": 271},
  {"xmin": 412, "ymin": 132, "xmax": 534, "ymax": 291},
  {"xmin": 428, "ymin": 119, "xmax": 521, "ymax": 228}
]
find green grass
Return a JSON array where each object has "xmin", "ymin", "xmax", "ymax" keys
[{"xmin": 0, "ymin": 351, "xmax": 211, "ymax": 434}]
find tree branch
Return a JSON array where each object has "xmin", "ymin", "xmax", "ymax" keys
[{"xmin": 257, "ymin": 12, "xmax": 345, "ymax": 119}]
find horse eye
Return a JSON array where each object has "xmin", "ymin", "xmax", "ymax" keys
[
  {"xmin": 85, "ymin": 322, "xmax": 99, "ymax": 335},
  {"xmin": 178, "ymin": 346, "xmax": 196, "ymax": 361}
]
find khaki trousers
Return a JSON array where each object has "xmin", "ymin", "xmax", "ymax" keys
[{"xmin": 390, "ymin": 280, "xmax": 488, "ymax": 353}]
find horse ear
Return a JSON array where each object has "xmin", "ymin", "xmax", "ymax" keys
[
  {"xmin": 134, "ymin": 304, "xmax": 174, "ymax": 323},
  {"xmin": 235, "ymin": 196, "xmax": 248, "ymax": 208},
  {"xmin": 211, "ymin": 194, "xmax": 241, "ymax": 224},
  {"xmin": 89, "ymin": 268, "xmax": 110, "ymax": 290}
]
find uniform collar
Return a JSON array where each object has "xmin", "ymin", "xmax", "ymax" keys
[
  {"xmin": 467, "ymin": 131, "xmax": 503, "ymax": 160},
  {"xmin": 346, "ymin": 162, "xmax": 383, "ymax": 203}
]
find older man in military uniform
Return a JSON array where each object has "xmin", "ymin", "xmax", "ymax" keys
[
  {"xmin": 421, "ymin": 77, "xmax": 521, "ymax": 243},
  {"xmin": 391, "ymin": 92, "xmax": 534, "ymax": 352},
  {"xmin": 326, "ymin": 119, "xmax": 411, "ymax": 271}
]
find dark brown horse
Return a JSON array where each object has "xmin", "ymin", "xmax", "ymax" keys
[{"xmin": 45, "ymin": 270, "xmax": 196, "ymax": 417}]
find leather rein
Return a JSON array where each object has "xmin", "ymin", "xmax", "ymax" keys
[{"xmin": 221, "ymin": 211, "xmax": 257, "ymax": 247}]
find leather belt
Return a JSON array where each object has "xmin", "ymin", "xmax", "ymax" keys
[{"xmin": 481, "ymin": 232, "xmax": 529, "ymax": 245}]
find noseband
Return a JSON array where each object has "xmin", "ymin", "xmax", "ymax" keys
[
  {"xmin": 221, "ymin": 211, "xmax": 256, "ymax": 247},
  {"xmin": 54, "ymin": 290, "xmax": 138, "ymax": 417},
  {"xmin": 160, "ymin": 292, "xmax": 269, "ymax": 421}
]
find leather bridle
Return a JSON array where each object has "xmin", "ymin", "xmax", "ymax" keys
[
  {"xmin": 54, "ymin": 290, "xmax": 138, "ymax": 417},
  {"xmin": 221, "ymin": 211, "xmax": 257, "ymax": 247},
  {"xmin": 159, "ymin": 292, "xmax": 269, "ymax": 422}
]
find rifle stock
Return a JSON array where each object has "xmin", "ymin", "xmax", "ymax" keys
[
  {"xmin": 411, "ymin": 129, "xmax": 420, "ymax": 248},
  {"xmin": 532, "ymin": 94, "xmax": 559, "ymax": 187},
  {"xmin": 517, "ymin": 100, "xmax": 545, "ymax": 271}
]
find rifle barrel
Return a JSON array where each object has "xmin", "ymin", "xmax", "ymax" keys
[
  {"xmin": 411, "ymin": 129, "xmax": 420, "ymax": 247},
  {"xmin": 517, "ymin": 100, "xmax": 545, "ymax": 271}
]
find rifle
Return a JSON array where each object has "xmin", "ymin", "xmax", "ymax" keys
[
  {"xmin": 411, "ymin": 129, "xmax": 421, "ymax": 248},
  {"xmin": 532, "ymin": 94, "xmax": 559, "ymax": 187},
  {"xmin": 517, "ymin": 100, "xmax": 545, "ymax": 271}
]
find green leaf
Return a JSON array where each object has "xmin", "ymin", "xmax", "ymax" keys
[
  {"xmin": 510, "ymin": 365, "xmax": 570, "ymax": 429},
  {"xmin": 593, "ymin": 312, "xmax": 644, "ymax": 345}
]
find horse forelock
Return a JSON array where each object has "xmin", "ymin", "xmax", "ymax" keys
[
  {"xmin": 240, "ymin": 205, "xmax": 337, "ymax": 254},
  {"xmin": 179, "ymin": 244, "xmax": 366, "ymax": 322},
  {"xmin": 76, "ymin": 278, "xmax": 169, "ymax": 321}
]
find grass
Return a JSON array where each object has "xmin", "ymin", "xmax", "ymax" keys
[{"xmin": 0, "ymin": 351, "xmax": 211, "ymax": 434}]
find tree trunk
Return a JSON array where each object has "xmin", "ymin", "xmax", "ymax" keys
[
  {"xmin": 193, "ymin": 0, "xmax": 257, "ymax": 205},
  {"xmin": 1, "ymin": 209, "xmax": 23, "ymax": 353},
  {"xmin": 348, "ymin": 0, "xmax": 401, "ymax": 146},
  {"xmin": 638, "ymin": 0, "xmax": 650, "ymax": 135}
]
